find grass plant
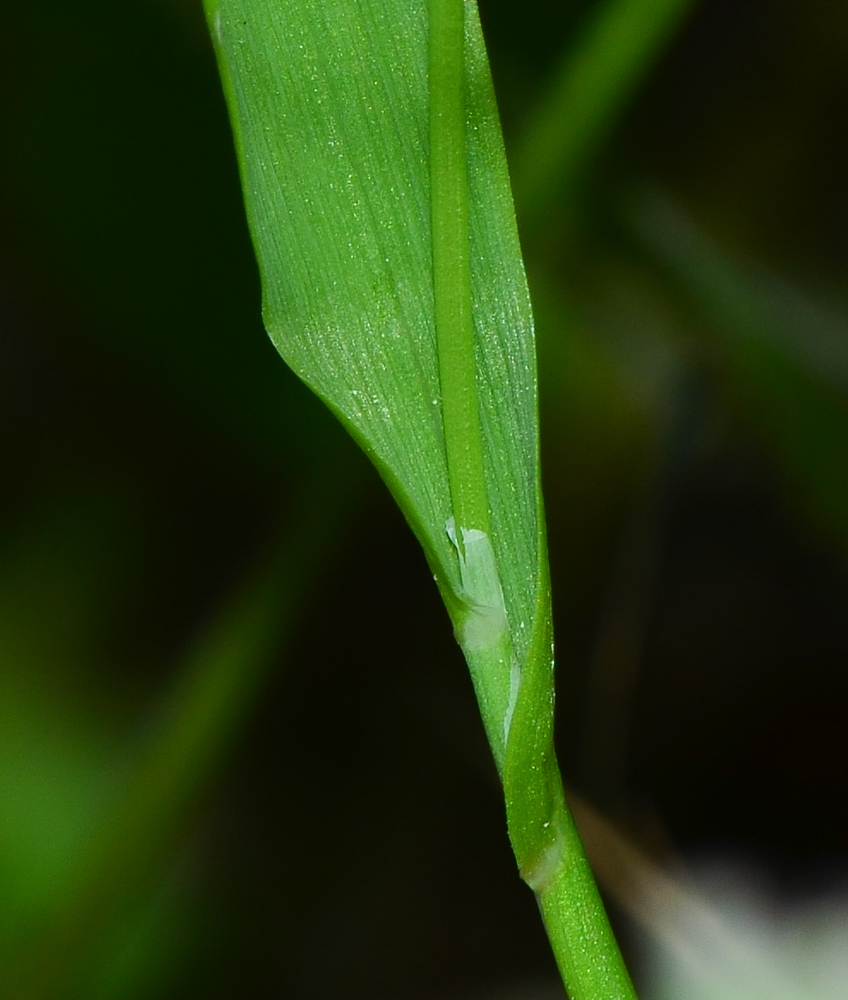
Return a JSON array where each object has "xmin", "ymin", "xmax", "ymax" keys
[
  {"xmin": 201, "ymin": 0, "xmax": 650, "ymax": 994},
  {"xmin": 4, "ymin": 0, "xmax": 845, "ymax": 996}
]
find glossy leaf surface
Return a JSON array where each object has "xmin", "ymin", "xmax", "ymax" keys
[{"xmin": 204, "ymin": 0, "xmax": 543, "ymax": 755}]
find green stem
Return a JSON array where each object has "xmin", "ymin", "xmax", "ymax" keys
[
  {"xmin": 538, "ymin": 799, "xmax": 640, "ymax": 1000},
  {"xmin": 429, "ymin": 0, "xmax": 490, "ymax": 540},
  {"xmin": 429, "ymin": 4, "xmax": 641, "ymax": 998}
]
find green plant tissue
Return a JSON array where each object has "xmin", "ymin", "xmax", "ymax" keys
[{"xmin": 204, "ymin": 0, "xmax": 543, "ymax": 679}]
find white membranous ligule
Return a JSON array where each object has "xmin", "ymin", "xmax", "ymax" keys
[
  {"xmin": 446, "ymin": 518, "xmax": 520, "ymax": 744},
  {"xmin": 446, "ymin": 518, "xmax": 506, "ymax": 643}
]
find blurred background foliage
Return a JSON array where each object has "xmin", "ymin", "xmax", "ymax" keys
[{"xmin": 1, "ymin": 0, "xmax": 847, "ymax": 997}]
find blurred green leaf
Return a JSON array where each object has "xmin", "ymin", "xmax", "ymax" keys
[
  {"xmin": 631, "ymin": 192, "xmax": 848, "ymax": 548},
  {"xmin": 510, "ymin": 0, "xmax": 698, "ymax": 232},
  {"xmin": 0, "ymin": 493, "xmax": 134, "ymax": 940},
  {"xmin": 1, "ymin": 471, "xmax": 354, "ymax": 999}
]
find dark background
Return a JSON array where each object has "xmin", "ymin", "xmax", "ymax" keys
[{"xmin": 1, "ymin": 0, "xmax": 847, "ymax": 996}]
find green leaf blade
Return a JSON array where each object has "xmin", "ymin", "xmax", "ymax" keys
[
  {"xmin": 207, "ymin": 0, "xmax": 450, "ymax": 560},
  {"xmin": 205, "ymin": 0, "xmax": 543, "ymax": 706}
]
